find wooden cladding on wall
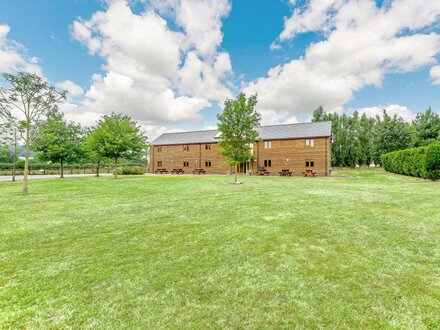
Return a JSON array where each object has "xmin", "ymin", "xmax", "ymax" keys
[{"xmin": 152, "ymin": 137, "xmax": 331, "ymax": 176}]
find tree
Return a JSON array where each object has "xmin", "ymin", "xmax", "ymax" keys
[
  {"xmin": 33, "ymin": 110, "xmax": 83, "ymax": 178},
  {"xmin": 0, "ymin": 122, "xmax": 24, "ymax": 181},
  {"xmin": 83, "ymin": 128, "xmax": 106, "ymax": 177},
  {"xmin": 373, "ymin": 110, "xmax": 414, "ymax": 165},
  {"xmin": 217, "ymin": 93, "xmax": 261, "ymax": 184},
  {"xmin": 344, "ymin": 112, "xmax": 361, "ymax": 167},
  {"xmin": 312, "ymin": 105, "xmax": 325, "ymax": 122},
  {"xmin": 413, "ymin": 107, "xmax": 440, "ymax": 146},
  {"xmin": 89, "ymin": 113, "xmax": 147, "ymax": 179},
  {"xmin": 358, "ymin": 113, "xmax": 375, "ymax": 166},
  {"xmin": 0, "ymin": 72, "xmax": 66, "ymax": 194}
]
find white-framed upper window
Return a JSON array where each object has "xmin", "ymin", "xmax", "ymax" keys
[
  {"xmin": 264, "ymin": 141, "xmax": 272, "ymax": 149},
  {"xmin": 306, "ymin": 139, "xmax": 315, "ymax": 147}
]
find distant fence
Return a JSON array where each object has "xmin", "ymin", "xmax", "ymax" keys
[{"xmin": 0, "ymin": 163, "xmax": 149, "ymax": 176}]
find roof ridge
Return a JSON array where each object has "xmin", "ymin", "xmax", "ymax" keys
[
  {"xmin": 158, "ymin": 121, "xmax": 330, "ymax": 136},
  {"xmin": 256, "ymin": 121, "xmax": 331, "ymax": 128},
  {"xmin": 160, "ymin": 128, "xmax": 219, "ymax": 136}
]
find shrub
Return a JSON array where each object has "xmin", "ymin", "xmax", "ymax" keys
[
  {"xmin": 0, "ymin": 163, "xmax": 14, "ymax": 170},
  {"xmin": 381, "ymin": 144, "xmax": 440, "ymax": 180},
  {"xmin": 120, "ymin": 166, "xmax": 145, "ymax": 175},
  {"xmin": 426, "ymin": 144, "xmax": 440, "ymax": 180}
]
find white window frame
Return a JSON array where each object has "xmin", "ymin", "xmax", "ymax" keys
[{"xmin": 264, "ymin": 141, "xmax": 272, "ymax": 149}]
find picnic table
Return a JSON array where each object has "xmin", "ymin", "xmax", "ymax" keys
[
  {"xmin": 193, "ymin": 168, "xmax": 206, "ymax": 175},
  {"xmin": 279, "ymin": 169, "xmax": 292, "ymax": 176},
  {"xmin": 257, "ymin": 169, "xmax": 270, "ymax": 176},
  {"xmin": 303, "ymin": 169, "xmax": 316, "ymax": 177},
  {"xmin": 154, "ymin": 168, "xmax": 168, "ymax": 174},
  {"xmin": 171, "ymin": 168, "xmax": 185, "ymax": 174}
]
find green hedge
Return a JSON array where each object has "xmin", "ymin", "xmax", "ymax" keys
[
  {"xmin": 120, "ymin": 166, "xmax": 145, "ymax": 175},
  {"xmin": 381, "ymin": 144, "xmax": 440, "ymax": 180}
]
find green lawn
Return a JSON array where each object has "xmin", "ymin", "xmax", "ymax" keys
[{"xmin": 0, "ymin": 169, "xmax": 439, "ymax": 329}]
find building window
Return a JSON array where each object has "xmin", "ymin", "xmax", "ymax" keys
[
  {"xmin": 183, "ymin": 145, "xmax": 189, "ymax": 151},
  {"xmin": 305, "ymin": 160, "xmax": 315, "ymax": 168},
  {"xmin": 205, "ymin": 161, "xmax": 212, "ymax": 167},
  {"xmin": 183, "ymin": 161, "xmax": 189, "ymax": 167},
  {"xmin": 157, "ymin": 146, "xmax": 163, "ymax": 152},
  {"xmin": 264, "ymin": 160, "xmax": 272, "ymax": 167},
  {"xmin": 306, "ymin": 139, "xmax": 315, "ymax": 147},
  {"xmin": 264, "ymin": 141, "xmax": 272, "ymax": 149},
  {"xmin": 157, "ymin": 161, "xmax": 163, "ymax": 167},
  {"xmin": 205, "ymin": 144, "xmax": 211, "ymax": 150}
]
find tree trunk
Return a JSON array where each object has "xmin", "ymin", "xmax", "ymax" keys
[
  {"xmin": 23, "ymin": 126, "xmax": 30, "ymax": 195},
  {"xmin": 60, "ymin": 159, "xmax": 64, "ymax": 178},
  {"xmin": 234, "ymin": 164, "xmax": 238, "ymax": 184},
  {"xmin": 12, "ymin": 154, "xmax": 16, "ymax": 182},
  {"xmin": 96, "ymin": 160, "xmax": 100, "ymax": 177},
  {"xmin": 114, "ymin": 157, "xmax": 118, "ymax": 179}
]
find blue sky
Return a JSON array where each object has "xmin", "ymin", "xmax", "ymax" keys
[{"xmin": 0, "ymin": 0, "xmax": 439, "ymax": 137}]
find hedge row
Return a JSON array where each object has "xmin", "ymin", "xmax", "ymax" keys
[
  {"xmin": 0, "ymin": 161, "xmax": 146, "ymax": 170},
  {"xmin": 381, "ymin": 144, "xmax": 440, "ymax": 180},
  {"xmin": 119, "ymin": 166, "xmax": 145, "ymax": 175}
]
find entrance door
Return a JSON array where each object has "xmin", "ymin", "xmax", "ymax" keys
[
  {"xmin": 238, "ymin": 162, "xmax": 246, "ymax": 174},
  {"xmin": 238, "ymin": 161, "xmax": 252, "ymax": 174}
]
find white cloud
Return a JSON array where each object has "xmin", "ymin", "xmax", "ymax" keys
[
  {"xmin": 430, "ymin": 65, "xmax": 440, "ymax": 85},
  {"xmin": 174, "ymin": 0, "xmax": 231, "ymax": 57},
  {"xmin": 246, "ymin": 0, "xmax": 440, "ymax": 124},
  {"xmin": 56, "ymin": 80, "xmax": 84, "ymax": 97},
  {"xmin": 269, "ymin": 42, "xmax": 282, "ymax": 51},
  {"xmin": 279, "ymin": 0, "xmax": 344, "ymax": 41},
  {"xmin": 59, "ymin": 103, "xmax": 102, "ymax": 127},
  {"xmin": 0, "ymin": 24, "xmax": 42, "ymax": 76},
  {"xmin": 145, "ymin": 0, "xmax": 230, "ymax": 57},
  {"xmin": 352, "ymin": 104, "xmax": 415, "ymax": 122},
  {"xmin": 70, "ymin": 0, "xmax": 233, "ymax": 127}
]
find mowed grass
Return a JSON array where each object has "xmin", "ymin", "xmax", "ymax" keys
[{"xmin": 0, "ymin": 169, "xmax": 439, "ymax": 329}]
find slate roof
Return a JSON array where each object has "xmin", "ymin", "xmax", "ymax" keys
[{"xmin": 151, "ymin": 121, "xmax": 332, "ymax": 145}]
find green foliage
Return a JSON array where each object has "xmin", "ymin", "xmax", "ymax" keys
[
  {"xmin": 373, "ymin": 110, "xmax": 414, "ymax": 165},
  {"xmin": 312, "ymin": 109, "xmax": 366, "ymax": 167},
  {"xmin": 120, "ymin": 166, "xmax": 145, "ymax": 175},
  {"xmin": 33, "ymin": 111, "xmax": 83, "ymax": 177},
  {"xmin": 0, "ymin": 72, "xmax": 67, "ymax": 193},
  {"xmin": 312, "ymin": 107, "xmax": 427, "ymax": 167},
  {"xmin": 413, "ymin": 107, "xmax": 440, "ymax": 147},
  {"xmin": 381, "ymin": 144, "xmax": 440, "ymax": 180},
  {"xmin": 358, "ymin": 113, "xmax": 375, "ymax": 166},
  {"xmin": 87, "ymin": 113, "xmax": 148, "ymax": 178},
  {"xmin": 425, "ymin": 144, "xmax": 440, "ymax": 180},
  {"xmin": 217, "ymin": 93, "xmax": 261, "ymax": 182}
]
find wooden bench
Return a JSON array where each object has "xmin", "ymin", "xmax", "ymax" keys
[
  {"xmin": 154, "ymin": 168, "xmax": 168, "ymax": 174},
  {"xmin": 193, "ymin": 168, "xmax": 206, "ymax": 175},
  {"xmin": 257, "ymin": 169, "xmax": 270, "ymax": 176},
  {"xmin": 171, "ymin": 168, "xmax": 185, "ymax": 174},
  {"xmin": 303, "ymin": 169, "xmax": 316, "ymax": 177},
  {"xmin": 279, "ymin": 169, "xmax": 292, "ymax": 176}
]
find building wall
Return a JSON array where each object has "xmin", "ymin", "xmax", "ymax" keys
[
  {"xmin": 255, "ymin": 137, "xmax": 331, "ymax": 176},
  {"xmin": 151, "ymin": 137, "xmax": 331, "ymax": 176},
  {"xmin": 152, "ymin": 143, "xmax": 231, "ymax": 174}
]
